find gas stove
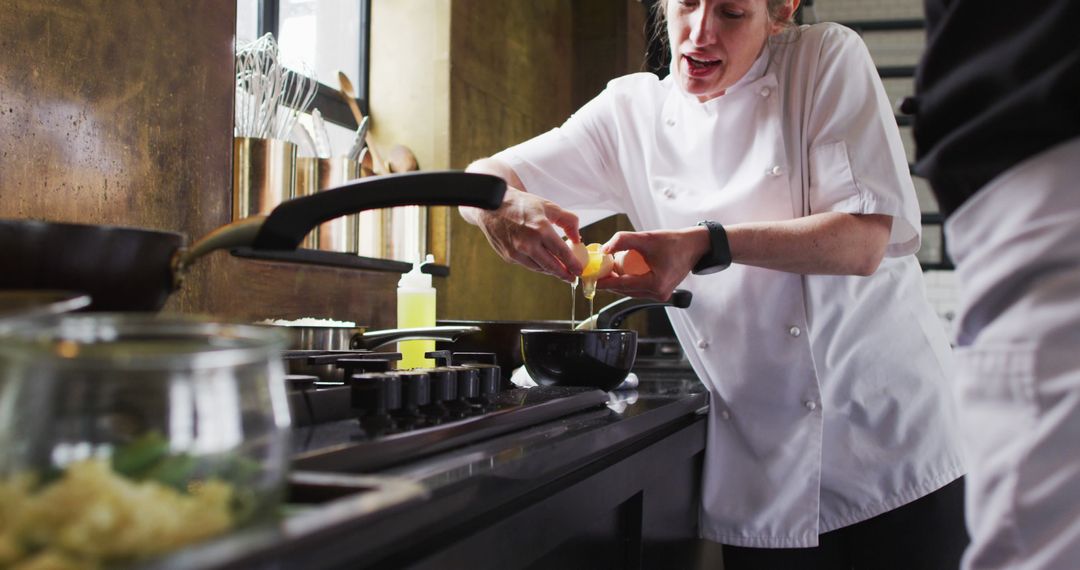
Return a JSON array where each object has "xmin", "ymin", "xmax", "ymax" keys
[{"xmin": 282, "ymin": 349, "xmax": 611, "ymax": 473}]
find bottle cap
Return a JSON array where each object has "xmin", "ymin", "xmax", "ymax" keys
[{"xmin": 398, "ymin": 254, "xmax": 434, "ymax": 289}]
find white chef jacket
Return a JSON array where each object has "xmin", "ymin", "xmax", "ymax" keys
[
  {"xmin": 495, "ymin": 23, "xmax": 964, "ymax": 548},
  {"xmin": 945, "ymin": 136, "xmax": 1080, "ymax": 570}
]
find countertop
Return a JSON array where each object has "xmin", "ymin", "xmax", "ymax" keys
[{"xmin": 146, "ymin": 372, "xmax": 708, "ymax": 570}]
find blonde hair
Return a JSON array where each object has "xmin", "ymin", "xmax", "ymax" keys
[{"xmin": 646, "ymin": 0, "xmax": 797, "ymax": 70}]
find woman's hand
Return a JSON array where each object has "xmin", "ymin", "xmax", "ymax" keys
[
  {"xmin": 460, "ymin": 158, "xmax": 584, "ymax": 281},
  {"xmin": 596, "ymin": 227, "xmax": 710, "ymax": 301}
]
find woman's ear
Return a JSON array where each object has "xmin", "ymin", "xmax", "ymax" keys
[{"xmin": 770, "ymin": 0, "xmax": 800, "ymax": 34}]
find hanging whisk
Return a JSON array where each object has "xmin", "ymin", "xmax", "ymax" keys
[
  {"xmin": 273, "ymin": 62, "xmax": 318, "ymax": 141},
  {"xmin": 234, "ymin": 33, "xmax": 317, "ymax": 140}
]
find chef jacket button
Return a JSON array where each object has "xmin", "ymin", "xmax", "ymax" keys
[
  {"xmin": 768, "ymin": 165, "xmax": 784, "ymax": 177},
  {"xmin": 804, "ymin": 400, "xmax": 818, "ymax": 411},
  {"xmin": 697, "ymin": 339, "xmax": 709, "ymax": 349},
  {"xmin": 721, "ymin": 409, "xmax": 731, "ymax": 420},
  {"xmin": 788, "ymin": 325, "xmax": 801, "ymax": 338},
  {"xmin": 663, "ymin": 187, "xmax": 675, "ymax": 199},
  {"xmin": 759, "ymin": 87, "xmax": 771, "ymax": 98},
  {"xmin": 666, "ymin": 117, "xmax": 676, "ymax": 126}
]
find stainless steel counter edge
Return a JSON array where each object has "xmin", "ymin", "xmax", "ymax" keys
[{"xmin": 141, "ymin": 381, "xmax": 709, "ymax": 569}]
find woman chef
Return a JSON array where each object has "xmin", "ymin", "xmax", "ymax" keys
[{"xmin": 461, "ymin": 0, "xmax": 967, "ymax": 567}]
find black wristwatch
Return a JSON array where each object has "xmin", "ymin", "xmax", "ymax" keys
[{"xmin": 692, "ymin": 221, "xmax": 732, "ymax": 275}]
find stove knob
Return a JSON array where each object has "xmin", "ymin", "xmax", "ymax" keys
[
  {"xmin": 473, "ymin": 364, "xmax": 501, "ymax": 395},
  {"xmin": 450, "ymin": 366, "xmax": 480, "ymax": 399},
  {"xmin": 383, "ymin": 375, "xmax": 402, "ymax": 411},
  {"xmin": 349, "ymin": 373, "xmax": 402, "ymax": 414},
  {"xmin": 392, "ymin": 371, "xmax": 431, "ymax": 409},
  {"xmin": 426, "ymin": 367, "xmax": 458, "ymax": 402}
]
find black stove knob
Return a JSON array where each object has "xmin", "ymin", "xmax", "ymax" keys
[
  {"xmin": 449, "ymin": 366, "xmax": 480, "ymax": 399},
  {"xmin": 349, "ymin": 373, "xmax": 402, "ymax": 414},
  {"xmin": 471, "ymin": 364, "xmax": 502, "ymax": 395},
  {"xmin": 425, "ymin": 367, "xmax": 458, "ymax": 402},
  {"xmin": 391, "ymin": 371, "xmax": 431, "ymax": 409}
]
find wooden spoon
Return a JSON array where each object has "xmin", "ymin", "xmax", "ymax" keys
[
  {"xmin": 337, "ymin": 70, "xmax": 386, "ymax": 174},
  {"xmin": 387, "ymin": 144, "xmax": 420, "ymax": 173}
]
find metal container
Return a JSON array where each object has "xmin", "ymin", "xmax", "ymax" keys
[
  {"xmin": 233, "ymin": 137, "xmax": 297, "ymax": 220},
  {"xmin": 294, "ymin": 156, "xmax": 320, "ymax": 249},
  {"xmin": 315, "ymin": 157, "xmax": 361, "ymax": 254},
  {"xmin": 385, "ymin": 205, "xmax": 428, "ymax": 263},
  {"xmin": 358, "ymin": 209, "xmax": 389, "ymax": 259}
]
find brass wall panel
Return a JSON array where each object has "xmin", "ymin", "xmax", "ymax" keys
[
  {"xmin": 0, "ymin": 1, "xmax": 397, "ymax": 325},
  {"xmin": 0, "ymin": 0, "xmax": 233, "ymax": 237},
  {"xmin": 439, "ymin": 0, "xmax": 647, "ymax": 322}
]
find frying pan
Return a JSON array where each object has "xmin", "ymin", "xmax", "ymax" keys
[
  {"xmin": 0, "ymin": 171, "xmax": 506, "ymax": 311},
  {"xmin": 520, "ymin": 328, "xmax": 638, "ymax": 392},
  {"xmin": 0, "ymin": 290, "xmax": 91, "ymax": 321},
  {"xmin": 519, "ymin": 291, "xmax": 693, "ymax": 391},
  {"xmin": 438, "ymin": 289, "xmax": 692, "ymax": 382}
]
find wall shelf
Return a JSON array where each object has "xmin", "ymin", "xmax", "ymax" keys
[{"xmin": 231, "ymin": 247, "xmax": 450, "ymax": 277}]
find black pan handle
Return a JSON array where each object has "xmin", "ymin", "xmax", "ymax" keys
[
  {"xmin": 595, "ymin": 289, "xmax": 693, "ymax": 329},
  {"xmin": 174, "ymin": 171, "xmax": 505, "ymax": 287},
  {"xmin": 254, "ymin": 171, "xmax": 506, "ymax": 250}
]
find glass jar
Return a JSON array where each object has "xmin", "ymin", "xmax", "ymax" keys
[{"xmin": 0, "ymin": 314, "xmax": 290, "ymax": 566}]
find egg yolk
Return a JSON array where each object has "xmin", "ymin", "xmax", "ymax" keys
[{"xmin": 581, "ymin": 243, "xmax": 613, "ymax": 279}]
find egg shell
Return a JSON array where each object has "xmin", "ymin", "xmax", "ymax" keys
[{"xmin": 614, "ymin": 250, "xmax": 650, "ymax": 276}]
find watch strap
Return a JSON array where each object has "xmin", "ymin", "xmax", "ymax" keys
[{"xmin": 692, "ymin": 220, "xmax": 732, "ymax": 275}]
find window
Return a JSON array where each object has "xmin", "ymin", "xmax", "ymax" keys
[{"xmin": 236, "ymin": 0, "xmax": 371, "ymax": 154}]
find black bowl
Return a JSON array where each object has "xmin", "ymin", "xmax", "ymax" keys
[
  {"xmin": 520, "ymin": 329, "xmax": 637, "ymax": 391},
  {"xmin": 437, "ymin": 319, "xmax": 570, "ymax": 383}
]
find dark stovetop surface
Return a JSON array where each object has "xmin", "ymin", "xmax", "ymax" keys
[
  {"xmin": 290, "ymin": 385, "xmax": 611, "ymax": 473},
  {"xmin": 140, "ymin": 375, "xmax": 708, "ymax": 570}
]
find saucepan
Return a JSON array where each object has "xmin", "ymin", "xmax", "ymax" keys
[
  {"xmin": 438, "ymin": 289, "xmax": 692, "ymax": 383},
  {"xmin": 0, "ymin": 171, "xmax": 506, "ymax": 311},
  {"xmin": 265, "ymin": 318, "xmax": 481, "ymax": 379}
]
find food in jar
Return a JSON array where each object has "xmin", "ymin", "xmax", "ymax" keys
[{"xmin": 0, "ymin": 435, "xmax": 242, "ymax": 569}]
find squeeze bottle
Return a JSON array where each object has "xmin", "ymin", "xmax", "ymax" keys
[{"xmin": 397, "ymin": 255, "xmax": 436, "ymax": 369}]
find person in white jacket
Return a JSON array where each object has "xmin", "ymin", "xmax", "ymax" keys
[
  {"xmin": 463, "ymin": 1, "xmax": 968, "ymax": 567},
  {"xmin": 913, "ymin": 1, "xmax": 1080, "ymax": 568}
]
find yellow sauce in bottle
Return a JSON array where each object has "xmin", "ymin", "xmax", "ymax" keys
[{"xmin": 397, "ymin": 256, "xmax": 436, "ymax": 369}]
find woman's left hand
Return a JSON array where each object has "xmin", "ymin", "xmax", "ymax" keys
[{"xmin": 595, "ymin": 227, "xmax": 710, "ymax": 301}]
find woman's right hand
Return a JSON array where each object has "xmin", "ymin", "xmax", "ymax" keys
[
  {"xmin": 460, "ymin": 171, "xmax": 584, "ymax": 282},
  {"xmin": 596, "ymin": 227, "xmax": 711, "ymax": 301}
]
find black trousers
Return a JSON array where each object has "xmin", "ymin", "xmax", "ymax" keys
[{"xmin": 721, "ymin": 477, "xmax": 968, "ymax": 570}]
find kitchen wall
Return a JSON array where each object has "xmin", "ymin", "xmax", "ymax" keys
[
  {"xmin": 371, "ymin": 0, "xmax": 647, "ymax": 322},
  {"xmin": 1, "ymin": 1, "xmax": 951, "ymax": 329},
  {"xmin": 441, "ymin": 0, "xmax": 645, "ymax": 322},
  {"xmin": 0, "ymin": 1, "xmax": 400, "ymax": 327}
]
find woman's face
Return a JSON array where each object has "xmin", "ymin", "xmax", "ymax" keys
[{"xmin": 666, "ymin": 0, "xmax": 791, "ymax": 102}]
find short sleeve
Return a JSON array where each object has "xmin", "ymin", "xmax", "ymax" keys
[
  {"xmin": 804, "ymin": 25, "xmax": 922, "ymax": 257},
  {"xmin": 493, "ymin": 86, "xmax": 629, "ymax": 228}
]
